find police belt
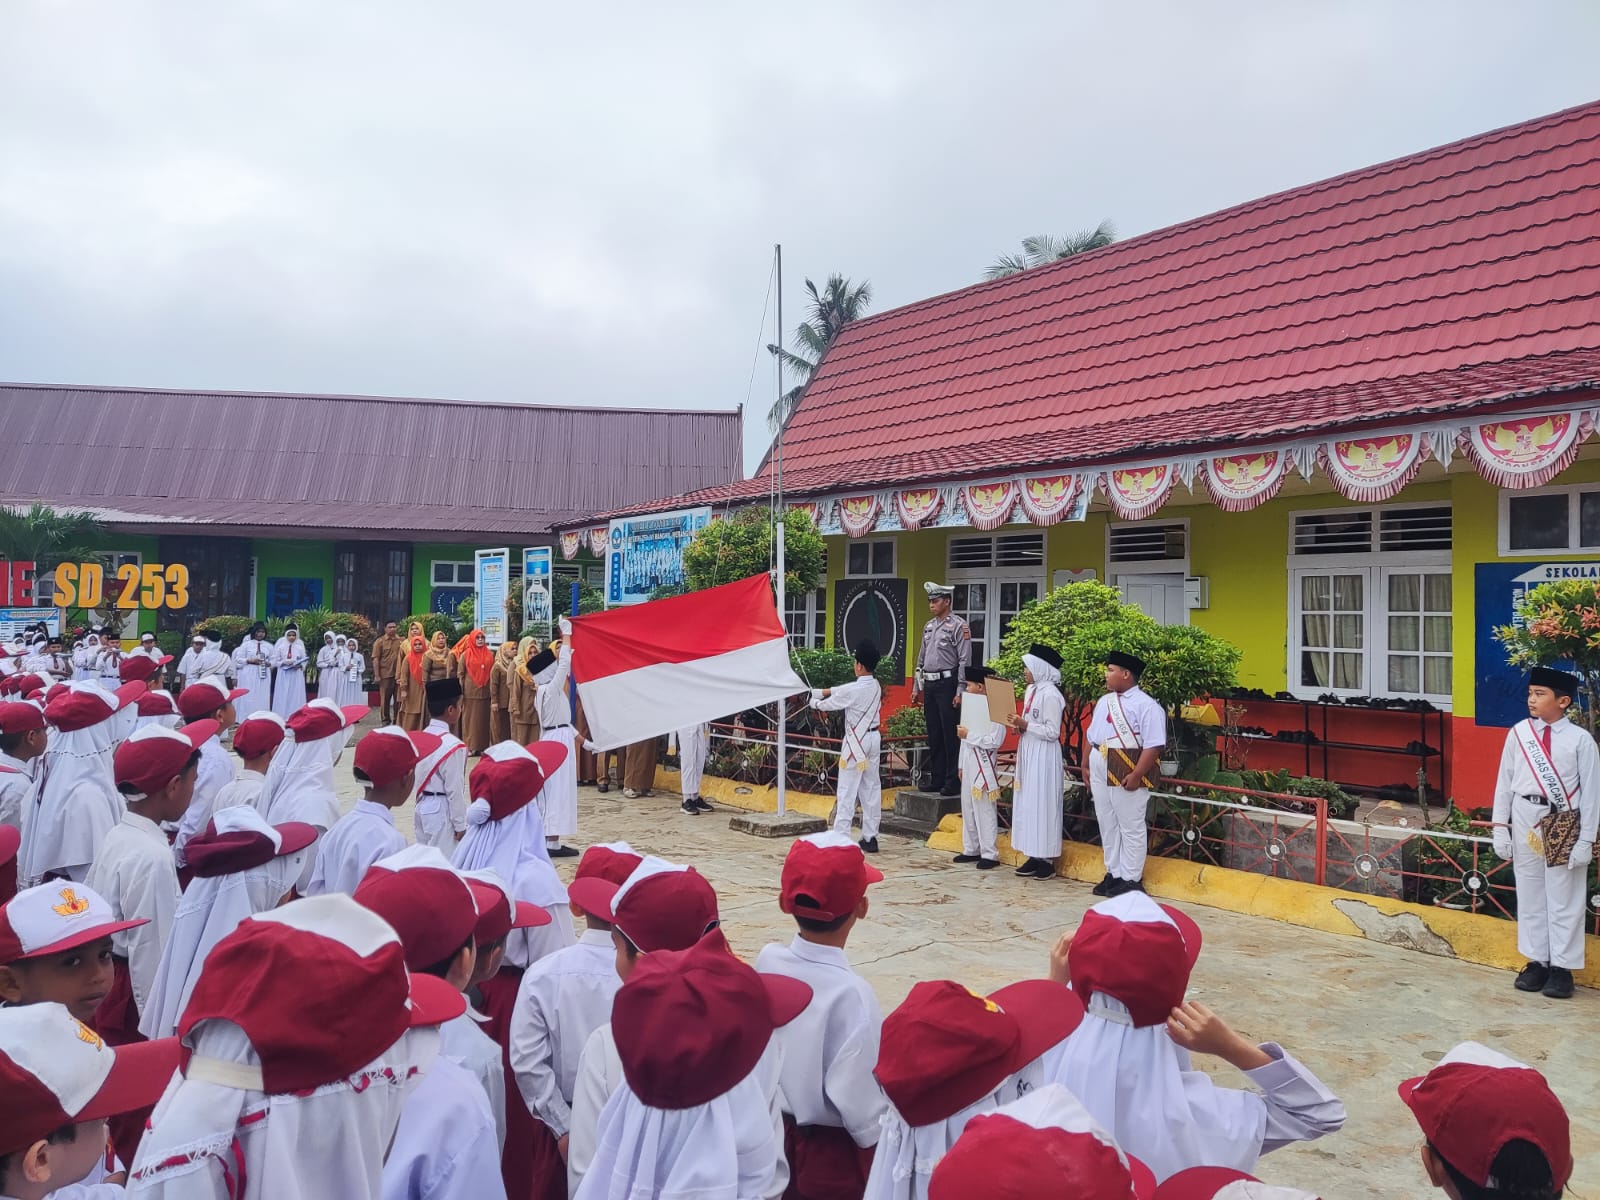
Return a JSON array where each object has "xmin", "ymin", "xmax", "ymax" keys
[{"xmin": 920, "ymin": 669, "xmax": 956, "ymax": 682}]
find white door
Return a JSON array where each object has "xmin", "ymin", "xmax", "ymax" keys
[{"xmin": 1117, "ymin": 573, "xmax": 1187, "ymax": 625}]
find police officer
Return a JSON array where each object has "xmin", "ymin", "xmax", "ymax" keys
[{"xmin": 912, "ymin": 581, "xmax": 971, "ymax": 797}]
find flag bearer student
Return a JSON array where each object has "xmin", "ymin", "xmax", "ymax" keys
[
  {"xmin": 954, "ymin": 661, "xmax": 1004, "ymax": 870},
  {"xmin": 674, "ymin": 722, "xmax": 712, "ymax": 814},
  {"xmin": 912, "ymin": 582, "xmax": 970, "ymax": 798},
  {"xmin": 172, "ymin": 679, "xmax": 248, "ymax": 859},
  {"xmin": 0, "ymin": 700, "xmax": 47, "ymax": 834},
  {"xmin": 353, "ymin": 848, "xmax": 508, "ymax": 1200},
  {"xmin": 415, "ymin": 678, "xmax": 470, "ymax": 852},
  {"xmin": 1397, "ymin": 1041, "xmax": 1572, "ymax": 1200},
  {"xmin": 1040, "ymin": 892, "xmax": 1345, "ymax": 1183},
  {"xmin": 809, "ymin": 640, "xmax": 884, "ymax": 852},
  {"xmin": 0, "ymin": 1003, "xmax": 182, "ymax": 1200},
  {"xmin": 208, "ymin": 710, "xmax": 287, "ymax": 815},
  {"xmin": 306, "ymin": 724, "xmax": 441, "ymax": 896},
  {"xmin": 509, "ymin": 842, "xmax": 641, "ymax": 1196},
  {"xmin": 87, "ymin": 720, "xmax": 217, "ymax": 1042},
  {"xmin": 125, "ymin": 893, "xmax": 466, "ymax": 1200},
  {"xmin": 1005, "ymin": 644, "xmax": 1065, "ymax": 880},
  {"xmin": 1087, "ymin": 650, "xmax": 1166, "ymax": 897},
  {"xmin": 576, "ymin": 929, "xmax": 813, "ymax": 1200},
  {"xmin": 865, "ymin": 975, "xmax": 1086, "ymax": 1200},
  {"xmin": 756, "ymin": 832, "xmax": 887, "ymax": 1200},
  {"xmin": 532, "ymin": 634, "xmax": 580, "ymax": 855},
  {"xmin": 1492, "ymin": 665, "xmax": 1599, "ymax": 1000}
]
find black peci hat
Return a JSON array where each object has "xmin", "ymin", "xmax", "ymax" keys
[
  {"xmin": 854, "ymin": 640, "xmax": 882, "ymax": 672},
  {"xmin": 1530, "ymin": 667, "xmax": 1581, "ymax": 700},
  {"xmin": 1027, "ymin": 643, "xmax": 1062, "ymax": 670},
  {"xmin": 425, "ymin": 677, "xmax": 463, "ymax": 707},
  {"xmin": 1106, "ymin": 650, "xmax": 1145, "ymax": 677},
  {"xmin": 525, "ymin": 647, "xmax": 556, "ymax": 676}
]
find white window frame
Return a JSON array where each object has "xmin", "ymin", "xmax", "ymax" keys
[
  {"xmin": 946, "ymin": 533, "xmax": 1047, "ymax": 662},
  {"xmin": 844, "ymin": 538, "xmax": 896, "ymax": 578},
  {"xmin": 430, "ymin": 560, "xmax": 474, "ymax": 587},
  {"xmin": 784, "ymin": 586, "xmax": 828, "ymax": 650},
  {"xmin": 1497, "ymin": 482, "xmax": 1600, "ymax": 556},
  {"xmin": 1105, "ymin": 519, "xmax": 1190, "ymax": 578}
]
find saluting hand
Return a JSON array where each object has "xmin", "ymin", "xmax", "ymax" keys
[{"xmin": 1165, "ymin": 1001, "xmax": 1272, "ymax": 1070}]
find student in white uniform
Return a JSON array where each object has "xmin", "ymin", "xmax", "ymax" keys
[
  {"xmin": 138, "ymin": 805, "xmax": 317, "ymax": 1040},
  {"xmin": 809, "ymin": 640, "xmax": 883, "ymax": 853},
  {"xmin": 1040, "ymin": 892, "xmax": 1345, "ymax": 1183},
  {"xmin": 315, "ymin": 632, "xmax": 340, "ymax": 705},
  {"xmin": 307, "ymin": 725, "xmax": 440, "ymax": 897},
  {"xmin": 175, "ymin": 628, "xmax": 230, "ymax": 690},
  {"xmin": 674, "ymin": 723, "xmax": 712, "ymax": 815},
  {"xmin": 211, "ymin": 711, "xmax": 288, "ymax": 815},
  {"xmin": 73, "ymin": 632, "xmax": 100, "ymax": 681},
  {"xmin": 1492, "ymin": 665, "xmax": 1600, "ymax": 1000},
  {"xmin": 0, "ymin": 701, "xmax": 46, "ymax": 834},
  {"xmin": 254, "ymin": 697, "xmax": 369, "ymax": 894},
  {"xmin": 1005, "ymin": 644, "xmax": 1065, "ymax": 880},
  {"xmin": 756, "ymin": 832, "xmax": 887, "ymax": 1200},
  {"xmin": 954, "ymin": 663, "xmax": 1005, "ymax": 870},
  {"xmin": 94, "ymin": 638, "xmax": 123, "ymax": 691},
  {"xmin": 531, "ymin": 635, "xmax": 580, "ymax": 855},
  {"xmin": 232, "ymin": 623, "xmax": 275, "ymax": 720},
  {"xmin": 86, "ymin": 721, "xmax": 214, "ymax": 1040},
  {"xmin": 509, "ymin": 842, "xmax": 641, "ymax": 1195},
  {"xmin": 343, "ymin": 637, "xmax": 366, "ymax": 709},
  {"xmin": 130, "ymin": 630, "xmax": 162, "ymax": 661},
  {"xmin": 172, "ymin": 680, "xmax": 248, "ymax": 861},
  {"xmin": 864, "ymin": 975, "xmax": 1085, "ymax": 1200},
  {"xmin": 1087, "ymin": 650, "xmax": 1167, "ymax": 897},
  {"xmin": 576, "ymin": 929, "xmax": 811, "ymax": 1200},
  {"xmin": 414, "ymin": 679, "xmax": 469, "ymax": 852},
  {"xmin": 269, "ymin": 624, "xmax": 308, "ymax": 718}
]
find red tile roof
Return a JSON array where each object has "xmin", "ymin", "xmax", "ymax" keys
[{"xmin": 585, "ymin": 99, "xmax": 1600, "ymax": 523}]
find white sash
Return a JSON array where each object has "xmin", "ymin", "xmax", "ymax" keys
[
  {"xmin": 842, "ymin": 685, "xmax": 880, "ymax": 771},
  {"xmin": 1105, "ymin": 693, "xmax": 1141, "ymax": 750},
  {"xmin": 1515, "ymin": 720, "xmax": 1574, "ymax": 813},
  {"xmin": 970, "ymin": 743, "xmax": 999, "ymax": 796}
]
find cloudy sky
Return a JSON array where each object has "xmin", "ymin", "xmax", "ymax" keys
[{"xmin": 2, "ymin": 1, "xmax": 1597, "ymax": 473}]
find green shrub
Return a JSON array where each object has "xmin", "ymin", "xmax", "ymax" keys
[
  {"xmin": 790, "ymin": 648, "xmax": 900, "ymax": 691},
  {"xmin": 884, "ymin": 705, "xmax": 926, "ymax": 738}
]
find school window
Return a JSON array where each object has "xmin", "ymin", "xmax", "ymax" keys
[
  {"xmin": 157, "ymin": 536, "xmax": 253, "ymax": 633},
  {"xmin": 334, "ymin": 543, "xmax": 412, "ymax": 627},
  {"xmin": 947, "ymin": 533, "xmax": 1046, "ymax": 662},
  {"xmin": 1287, "ymin": 505, "xmax": 1452, "ymax": 703},
  {"xmin": 430, "ymin": 561, "xmax": 474, "ymax": 587},
  {"xmin": 1499, "ymin": 484, "xmax": 1600, "ymax": 554},
  {"xmin": 845, "ymin": 539, "xmax": 895, "ymax": 578},
  {"xmin": 1106, "ymin": 521, "xmax": 1190, "ymax": 625},
  {"xmin": 784, "ymin": 587, "xmax": 828, "ymax": 649}
]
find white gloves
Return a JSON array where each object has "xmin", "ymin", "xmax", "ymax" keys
[
  {"xmin": 1568, "ymin": 840, "xmax": 1593, "ymax": 870},
  {"xmin": 808, "ymin": 689, "xmax": 824, "ymax": 706},
  {"xmin": 582, "ymin": 739, "xmax": 600, "ymax": 755},
  {"xmin": 1492, "ymin": 830, "xmax": 1513, "ymax": 861}
]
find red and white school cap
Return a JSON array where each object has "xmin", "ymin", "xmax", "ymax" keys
[
  {"xmin": 355, "ymin": 845, "xmax": 481, "ymax": 969},
  {"xmin": 0, "ymin": 1002, "xmax": 182, "ymax": 1156},
  {"xmin": 176, "ymin": 677, "xmax": 249, "ymax": 720},
  {"xmin": 566, "ymin": 841, "xmax": 643, "ymax": 921},
  {"xmin": 1398, "ymin": 1041, "xmax": 1572, "ymax": 1191},
  {"xmin": 137, "ymin": 688, "xmax": 180, "ymax": 718},
  {"xmin": 184, "ymin": 805, "xmax": 318, "ymax": 879},
  {"xmin": 1067, "ymin": 892, "xmax": 1203, "ymax": 1028},
  {"xmin": 466, "ymin": 740, "xmax": 568, "ymax": 822},
  {"xmin": 232, "ymin": 709, "xmax": 288, "ymax": 759},
  {"xmin": 1154, "ymin": 1167, "xmax": 1320, "ymax": 1200},
  {"xmin": 458, "ymin": 868, "xmax": 553, "ymax": 944},
  {"xmin": 177, "ymin": 893, "xmax": 465, "ymax": 1094},
  {"xmin": 607, "ymin": 856, "xmax": 721, "ymax": 953},
  {"xmin": 353, "ymin": 725, "xmax": 442, "ymax": 787},
  {"xmin": 0, "ymin": 880, "xmax": 147, "ymax": 964},
  {"xmin": 931, "ymin": 1083, "xmax": 1155, "ymax": 1200},
  {"xmin": 113, "ymin": 720, "xmax": 219, "ymax": 797},
  {"xmin": 780, "ymin": 831, "xmax": 884, "ymax": 921},
  {"xmin": 0, "ymin": 672, "xmax": 45, "ymax": 698},
  {"xmin": 44, "ymin": 680, "xmax": 146, "ymax": 732},
  {"xmin": 286, "ymin": 696, "xmax": 371, "ymax": 742},
  {"xmin": 0, "ymin": 699, "xmax": 45, "ymax": 734},
  {"xmin": 120, "ymin": 653, "xmax": 172, "ymax": 683}
]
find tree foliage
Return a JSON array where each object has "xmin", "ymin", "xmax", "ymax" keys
[
  {"xmin": 0, "ymin": 503, "xmax": 106, "ymax": 568},
  {"xmin": 680, "ymin": 507, "xmax": 826, "ymax": 597},
  {"xmin": 766, "ymin": 274, "xmax": 873, "ymax": 431},
  {"xmin": 985, "ymin": 222, "xmax": 1117, "ymax": 280},
  {"xmin": 1496, "ymin": 578, "xmax": 1600, "ymax": 731}
]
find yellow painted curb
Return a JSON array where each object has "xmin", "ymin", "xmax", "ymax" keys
[{"xmin": 655, "ymin": 766, "xmax": 897, "ymax": 822}]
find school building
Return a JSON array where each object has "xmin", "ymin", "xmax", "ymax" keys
[
  {"xmin": 0, "ymin": 382, "xmax": 741, "ymax": 633},
  {"xmin": 560, "ymin": 99, "xmax": 1600, "ymax": 809}
]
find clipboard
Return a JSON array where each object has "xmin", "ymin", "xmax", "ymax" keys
[
  {"xmin": 985, "ymin": 676, "xmax": 1018, "ymax": 725},
  {"xmin": 960, "ymin": 691, "xmax": 992, "ymax": 738}
]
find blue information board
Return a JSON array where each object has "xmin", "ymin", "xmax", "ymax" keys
[{"xmin": 1474, "ymin": 560, "xmax": 1600, "ymax": 727}]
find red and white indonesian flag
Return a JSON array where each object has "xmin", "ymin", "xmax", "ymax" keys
[{"xmin": 571, "ymin": 574, "xmax": 807, "ymax": 751}]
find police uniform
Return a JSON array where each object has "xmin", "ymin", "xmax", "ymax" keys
[{"xmin": 916, "ymin": 583, "xmax": 970, "ymax": 796}]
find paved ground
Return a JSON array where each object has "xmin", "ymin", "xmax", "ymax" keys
[{"xmin": 335, "ymin": 757, "xmax": 1599, "ymax": 1198}]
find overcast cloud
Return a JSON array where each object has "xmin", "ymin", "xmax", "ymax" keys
[{"xmin": 2, "ymin": 1, "xmax": 1597, "ymax": 473}]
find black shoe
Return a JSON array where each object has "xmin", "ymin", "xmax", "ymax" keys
[
  {"xmin": 1543, "ymin": 966, "xmax": 1575, "ymax": 1000},
  {"xmin": 1104, "ymin": 877, "xmax": 1133, "ymax": 896},
  {"xmin": 680, "ymin": 799, "xmax": 700, "ymax": 816},
  {"xmin": 858, "ymin": 837, "xmax": 879, "ymax": 854},
  {"xmin": 976, "ymin": 857, "xmax": 1000, "ymax": 870},
  {"xmin": 547, "ymin": 844, "xmax": 580, "ymax": 858},
  {"xmin": 597, "ymin": 782, "xmax": 609, "ymax": 794},
  {"xmin": 1514, "ymin": 961, "xmax": 1550, "ymax": 992},
  {"xmin": 1023, "ymin": 860, "xmax": 1055, "ymax": 879},
  {"xmin": 953, "ymin": 854, "xmax": 980, "ymax": 864},
  {"xmin": 1091, "ymin": 874, "xmax": 1113, "ymax": 897},
  {"xmin": 1014, "ymin": 859, "xmax": 1038, "ymax": 877},
  {"xmin": 939, "ymin": 786, "xmax": 960, "ymax": 798},
  {"xmin": 692, "ymin": 797, "xmax": 714, "ymax": 812}
]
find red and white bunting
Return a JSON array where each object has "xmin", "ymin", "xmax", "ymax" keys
[
  {"xmin": 787, "ymin": 501, "xmax": 820, "ymax": 527},
  {"xmin": 837, "ymin": 494, "xmax": 882, "ymax": 538},
  {"xmin": 1102, "ymin": 463, "xmax": 1176, "ymax": 521},
  {"xmin": 1317, "ymin": 433, "xmax": 1426, "ymax": 503},
  {"xmin": 589, "ymin": 528, "xmax": 610, "ymax": 558},
  {"xmin": 1199, "ymin": 450, "xmax": 1290, "ymax": 513},
  {"xmin": 960, "ymin": 481, "xmax": 1018, "ymax": 531},
  {"xmin": 893, "ymin": 487, "xmax": 944, "ymax": 530},
  {"xmin": 559, "ymin": 531, "xmax": 582, "ymax": 561},
  {"xmin": 1459, "ymin": 411, "xmax": 1589, "ymax": 489},
  {"xmin": 1016, "ymin": 474, "xmax": 1084, "ymax": 526}
]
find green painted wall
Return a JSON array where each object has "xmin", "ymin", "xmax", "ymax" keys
[
  {"xmin": 253, "ymin": 539, "xmax": 335, "ymax": 618},
  {"xmin": 412, "ymin": 542, "xmax": 477, "ymax": 617}
]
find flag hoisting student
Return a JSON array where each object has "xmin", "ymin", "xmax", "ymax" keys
[
  {"xmin": 809, "ymin": 641, "xmax": 883, "ymax": 852},
  {"xmin": 533, "ymin": 625, "xmax": 580, "ymax": 855}
]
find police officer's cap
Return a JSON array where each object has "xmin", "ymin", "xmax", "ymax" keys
[{"xmin": 924, "ymin": 582, "xmax": 954, "ymax": 598}]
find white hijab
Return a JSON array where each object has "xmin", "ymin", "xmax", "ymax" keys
[
  {"xmin": 19, "ymin": 681, "xmax": 125, "ymax": 883},
  {"xmin": 128, "ymin": 1019, "xmax": 428, "ymax": 1200},
  {"xmin": 274, "ymin": 634, "xmax": 307, "ymax": 665},
  {"xmin": 139, "ymin": 812, "xmax": 311, "ymax": 1040},
  {"xmin": 1022, "ymin": 653, "xmax": 1061, "ymax": 690},
  {"xmin": 253, "ymin": 703, "xmax": 357, "ymax": 831}
]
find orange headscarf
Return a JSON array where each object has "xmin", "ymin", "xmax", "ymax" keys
[
  {"xmin": 454, "ymin": 628, "xmax": 495, "ymax": 689},
  {"xmin": 406, "ymin": 634, "xmax": 428, "ymax": 684}
]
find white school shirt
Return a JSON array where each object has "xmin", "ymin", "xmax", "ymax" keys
[
  {"xmin": 1087, "ymin": 686, "xmax": 1168, "ymax": 751},
  {"xmin": 508, "ymin": 929, "xmax": 621, "ymax": 1138},
  {"xmin": 175, "ymin": 735, "xmax": 236, "ymax": 857},
  {"xmin": 0, "ymin": 752, "xmax": 35, "ymax": 830},
  {"xmin": 82, "ymin": 811, "xmax": 180, "ymax": 1012},
  {"xmin": 1493, "ymin": 716, "xmax": 1600, "ymax": 845},
  {"xmin": 812, "ymin": 676, "xmax": 881, "ymax": 753},
  {"xmin": 441, "ymin": 1010, "xmax": 508, "ymax": 1150},
  {"xmin": 211, "ymin": 767, "xmax": 267, "ymax": 815},
  {"xmin": 533, "ymin": 646, "xmax": 573, "ymax": 729},
  {"xmin": 381, "ymin": 1053, "xmax": 508, "ymax": 1200},
  {"xmin": 305, "ymin": 800, "xmax": 408, "ymax": 896},
  {"xmin": 755, "ymin": 936, "xmax": 886, "ymax": 1146},
  {"xmin": 958, "ymin": 720, "xmax": 1006, "ymax": 795},
  {"xmin": 415, "ymin": 719, "xmax": 469, "ymax": 837}
]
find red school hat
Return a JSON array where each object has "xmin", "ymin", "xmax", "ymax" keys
[
  {"xmin": 1067, "ymin": 892, "xmax": 1202, "ymax": 1028},
  {"xmin": 355, "ymin": 845, "xmax": 481, "ymax": 970},
  {"xmin": 113, "ymin": 720, "xmax": 219, "ymax": 796},
  {"xmin": 231, "ymin": 710, "xmax": 289, "ymax": 759},
  {"xmin": 176, "ymin": 679, "xmax": 248, "ymax": 720},
  {"xmin": 606, "ymin": 858, "xmax": 721, "ymax": 953},
  {"xmin": 780, "ymin": 831, "xmax": 884, "ymax": 921},
  {"xmin": 875, "ymin": 978, "xmax": 1085, "ymax": 1128},
  {"xmin": 565, "ymin": 841, "xmax": 644, "ymax": 921},
  {"xmin": 467, "ymin": 741, "xmax": 568, "ymax": 821},
  {"xmin": 183, "ymin": 806, "xmax": 318, "ymax": 879},
  {"xmin": 0, "ymin": 1003, "xmax": 183, "ymax": 1156},
  {"xmin": 177, "ymin": 893, "xmax": 465, "ymax": 1094},
  {"xmin": 612, "ymin": 929, "xmax": 811, "ymax": 1110},
  {"xmin": 137, "ymin": 689, "xmax": 180, "ymax": 718},
  {"xmin": 1397, "ymin": 1041, "xmax": 1572, "ymax": 1192},
  {"xmin": 0, "ymin": 672, "xmax": 45, "ymax": 698},
  {"xmin": 44, "ymin": 680, "xmax": 146, "ymax": 732},
  {"xmin": 1154, "ymin": 1167, "xmax": 1320, "ymax": 1199},
  {"xmin": 458, "ymin": 869, "xmax": 552, "ymax": 944},
  {"xmin": 353, "ymin": 725, "xmax": 443, "ymax": 787},
  {"xmin": 0, "ymin": 699, "xmax": 45, "ymax": 734},
  {"xmin": 120, "ymin": 653, "xmax": 172, "ymax": 684},
  {"xmin": 286, "ymin": 697, "xmax": 371, "ymax": 741},
  {"xmin": 0, "ymin": 880, "xmax": 147, "ymax": 964}
]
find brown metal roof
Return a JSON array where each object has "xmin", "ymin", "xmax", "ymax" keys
[{"xmin": 0, "ymin": 383, "xmax": 743, "ymax": 542}]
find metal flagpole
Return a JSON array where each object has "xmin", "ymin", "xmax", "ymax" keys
[{"xmin": 774, "ymin": 242, "xmax": 787, "ymax": 817}]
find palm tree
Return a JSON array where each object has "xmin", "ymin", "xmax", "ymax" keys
[
  {"xmin": 766, "ymin": 274, "xmax": 873, "ymax": 430},
  {"xmin": 0, "ymin": 503, "xmax": 105, "ymax": 568},
  {"xmin": 984, "ymin": 221, "xmax": 1117, "ymax": 280}
]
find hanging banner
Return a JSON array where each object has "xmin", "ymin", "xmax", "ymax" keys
[
  {"xmin": 521, "ymin": 547, "xmax": 554, "ymax": 645},
  {"xmin": 474, "ymin": 549, "xmax": 510, "ymax": 645},
  {"xmin": 1103, "ymin": 463, "xmax": 1177, "ymax": 521},
  {"xmin": 1318, "ymin": 433, "xmax": 1425, "ymax": 503},
  {"xmin": 1017, "ymin": 474, "xmax": 1088, "ymax": 526},
  {"xmin": 959, "ymin": 481, "xmax": 1018, "ymax": 531},
  {"xmin": 559, "ymin": 531, "xmax": 581, "ymax": 561},
  {"xmin": 589, "ymin": 528, "xmax": 610, "ymax": 558},
  {"xmin": 893, "ymin": 488, "xmax": 944, "ymax": 531},
  {"xmin": 1460, "ymin": 411, "xmax": 1585, "ymax": 489},
  {"xmin": 605, "ymin": 506, "xmax": 711, "ymax": 607},
  {"xmin": 838, "ymin": 494, "xmax": 882, "ymax": 538},
  {"xmin": 1200, "ymin": 450, "xmax": 1290, "ymax": 512},
  {"xmin": 833, "ymin": 577, "xmax": 910, "ymax": 681},
  {"xmin": 788, "ymin": 501, "xmax": 820, "ymax": 527}
]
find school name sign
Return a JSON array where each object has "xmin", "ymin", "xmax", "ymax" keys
[{"xmin": 43, "ymin": 561, "xmax": 192, "ymax": 610}]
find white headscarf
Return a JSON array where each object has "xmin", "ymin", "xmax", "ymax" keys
[
  {"xmin": 139, "ymin": 810, "xmax": 311, "ymax": 1040},
  {"xmin": 274, "ymin": 632, "xmax": 307, "ymax": 665},
  {"xmin": 253, "ymin": 701, "xmax": 357, "ymax": 831},
  {"xmin": 19, "ymin": 681, "xmax": 126, "ymax": 883},
  {"xmin": 128, "ymin": 1019, "xmax": 428, "ymax": 1200},
  {"xmin": 1022, "ymin": 653, "xmax": 1061, "ymax": 690},
  {"xmin": 578, "ymin": 1070, "xmax": 780, "ymax": 1200}
]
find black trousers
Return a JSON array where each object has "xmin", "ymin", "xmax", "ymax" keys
[{"xmin": 922, "ymin": 676, "xmax": 960, "ymax": 794}]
